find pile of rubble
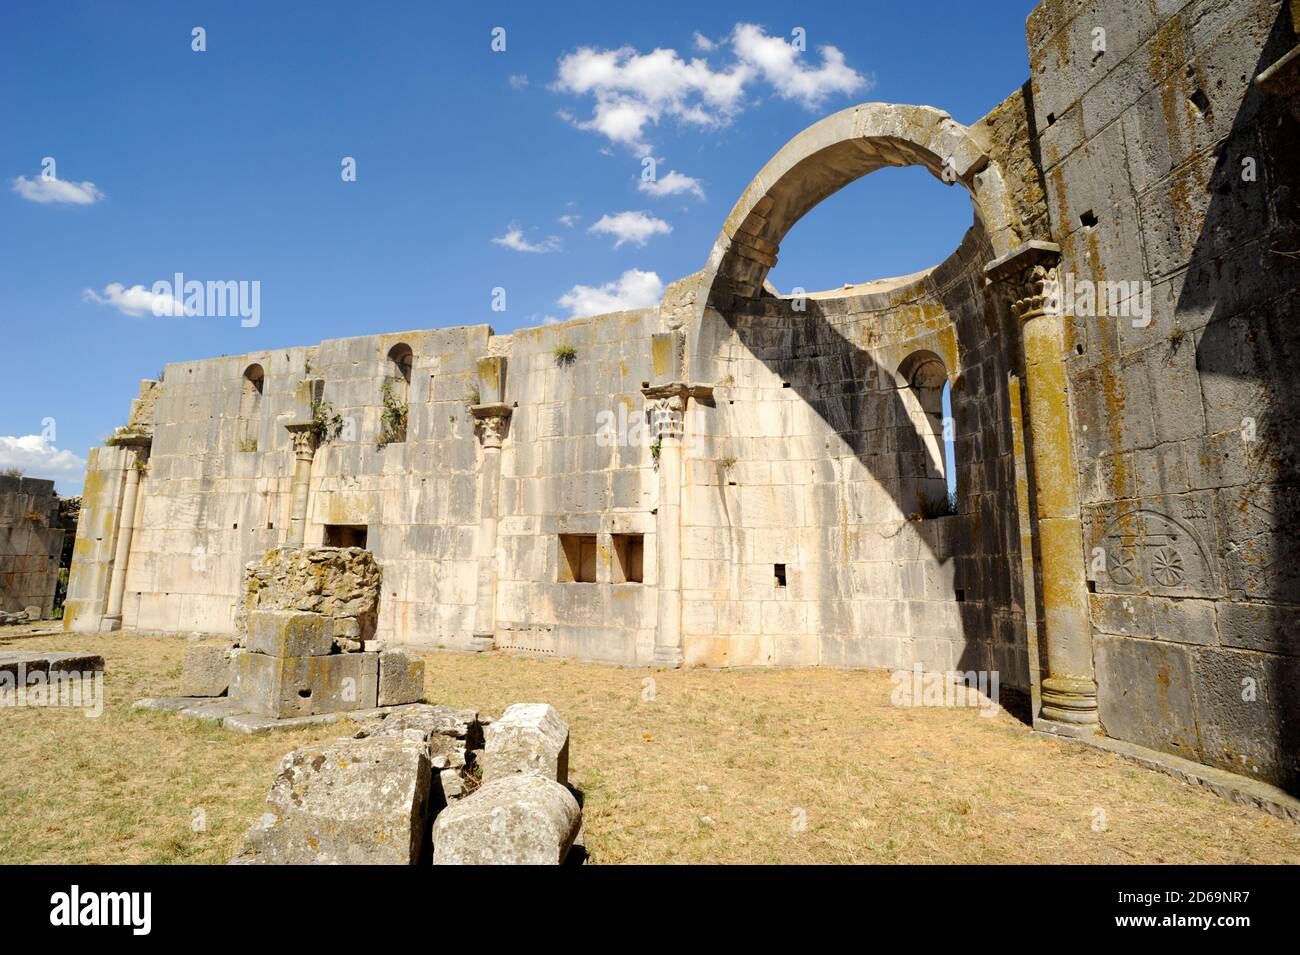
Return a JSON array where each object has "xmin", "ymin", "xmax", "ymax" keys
[{"xmin": 234, "ymin": 702, "xmax": 582, "ymax": 865}]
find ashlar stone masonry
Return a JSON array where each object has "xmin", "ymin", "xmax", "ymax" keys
[{"xmin": 69, "ymin": 0, "xmax": 1300, "ymax": 794}]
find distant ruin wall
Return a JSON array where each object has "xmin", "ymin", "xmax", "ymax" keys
[{"xmin": 0, "ymin": 475, "xmax": 64, "ymax": 619}]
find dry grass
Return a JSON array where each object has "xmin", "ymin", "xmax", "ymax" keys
[{"xmin": 2, "ymin": 631, "xmax": 1298, "ymax": 864}]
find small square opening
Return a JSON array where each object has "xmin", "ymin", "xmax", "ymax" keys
[
  {"xmin": 774, "ymin": 563, "xmax": 787, "ymax": 588},
  {"xmin": 325, "ymin": 524, "xmax": 369, "ymax": 549},
  {"xmin": 612, "ymin": 534, "xmax": 644, "ymax": 583},
  {"xmin": 559, "ymin": 534, "xmax": 598, "ymax": 583}
]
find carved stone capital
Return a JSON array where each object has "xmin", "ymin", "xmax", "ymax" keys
[
  {"xmin": 984, "ymin": 240, "xmax": 1062, "ymax": 324},
  {"xmin": 286, "ymin": 423, "xmax": 317, "ymax": 460},
  {"xmin": 105, "ymin": 428, "xmax": 153, "ymax": 451},
  {"xmin": 641, "ymin": 382, "xmax": 713, "ymax": 439},
  {"xmin": 470, "ymin": 402, "xmax": 512, "ymax": 448}
]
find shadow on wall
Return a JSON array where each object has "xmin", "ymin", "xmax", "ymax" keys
[
  {"xmin": 700, "ymin": 221, "xmax": 1032, "ymax": 696},
  {"xmin": 1184, "ymin": 7, "xmax": 1300, "ymax": 791}
]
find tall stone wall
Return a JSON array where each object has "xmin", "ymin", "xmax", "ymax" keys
[
  {"xmin": 682, "ymin": 228, "xmax": 1031, "ymax": 684},
  {"xmin": 1028, "ymin": 0, "xmax": 1300, "ymax": 788},
  {"xmin": 0, "ymin": 475, "xmax": 64, "ymax": 618},
  {"xmin": 63, "ymin": 0, "xmax": 1300, "ymax": 792},
  {"xmin": 493, "ymin": 311, "xmax": 660, "ymax": 662}
]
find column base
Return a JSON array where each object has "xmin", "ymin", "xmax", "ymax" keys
[
  {"xmin": 1040, "ymin": 676, "xmax": 1099, "ymax": 725},
  {"xmin": 98, "ymin": 615, "xmax": 123, "ymax": 633},
  {"xmin": 652, "ymin": 646, "xmax": 683, "ymax": 669},
  {"xmin": 468, "ymin": 631, "xmax": 495, "ymax": 652}
]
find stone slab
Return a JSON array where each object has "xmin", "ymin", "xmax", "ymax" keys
[
  {"xmin": 377, "ymin": 647, "xmax": 425, "ymax": 707},
  {"xmin": 178, "ymin": 645, "xmax": 231, "ymax": 697},
  {"xmin": 233, "ymin": 734, "xmax": 432, "ymax": 864},
  {"xmin": 229, "ymin": 650, "xmax": 378, "ymax": 718},
  {"xmin": 0, "ymin": 650, "xmax": 105, "ymax": 678},
  {"xmin": 245, "ymin": 610, "xmax": 336, "ymax": 658},
  {"xmin": 482, "ymin": 702, "xmax": 570, "ymax": 785}
]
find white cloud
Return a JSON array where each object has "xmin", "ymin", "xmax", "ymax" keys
[
  {"xmin": 558, "ymin": 268, "xmax": 664, "ymax": 317},
  {"xmin": 589, "ymin": 210, "xmax": 672, "ymax": 248},
  {"xmin": 732, "ymin": 24, "xmax": 866, "ymax": 107},
  {"xmin": 553, "ymin": 44, "xmax": 750, "ymax": 153},
  {"xmin": 638, "ymin": 169, "xmax": 705, "ymax": 200},
  {"xmin": 509, "ymin": 73, "xmax": 529, "ymax": 89},
  {"xmin": 553, "ymin": 23, "xmax": 869, "ymax": 151},
  {"xmin": 12, "ymin": 174, "xmax": 105, "ymax": 206},
  {"xmin": 0, "ymin": 435, "xmax": 87, "ymax": 485},
  {"xmin": 558, "ymin": 214, "xmax": 581, "ymax": 227},
  {"xmin": 83, "ymin": 282, "xmax": 187, "ymax": 317},
  {"xmin": 491, "ymin": 224, "xmax": 561, "ymax": 253}
]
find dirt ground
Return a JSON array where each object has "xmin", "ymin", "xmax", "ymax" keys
[{"xmin": 2, "ymin": 631, "xmax": 1297, "ymax": 864}]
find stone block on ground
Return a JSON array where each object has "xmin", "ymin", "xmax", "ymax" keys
[
  {"xmin": 482, "ymin": 702, "xmax": 569, "ymax": 785},
  {"xmin": 229, "ymin": 650, "xmax": 378, "ymax": 718},
  {"xmin": 245, "ymin": 610, "xmax": 335, "ymax": 658},
  {"xmin": 0, "ymin": 650, "xmax": 105, "ymax": 679},
  {"xmin": 355, "ymin": 704, "xmax": 482, "ymax": 789},
  {"xmin": 377, "ymin": 647, "xmax": 425, "ymax": 706},
  {"xmin": 178, "ymin": 645, "xmax": 232, "ymax": 697},
  {"xmin": 233, "ymin": 735, "xmax": 432, "ymax": 865},
  {"xmin": 432, "ymin": 774, "xmax": 581, "ymax": 865}
]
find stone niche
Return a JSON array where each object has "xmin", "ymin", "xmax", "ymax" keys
[{"xmin": 236, "ymin": 546, "xmax": 382, "ymax": 643}]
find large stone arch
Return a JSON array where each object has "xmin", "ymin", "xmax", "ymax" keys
[{"xmin": 663, "ymin": 102, "xmax": 1020, "ymax": 362}]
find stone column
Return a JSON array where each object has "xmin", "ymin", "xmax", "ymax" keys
[
  {"xmin": 985, "ymin": 241, "xmax": 1098, "ymax": 728},
  {"xmin": 285, "ymin": 424, "xmax": 317, "ymax": 548},
  {"xmin": 101, "ymin": 433, "xmax": 151, "ymax": 632},
  {"xmin": 641, "ymin": 381, "xmax": 711, "ymax": 669},
  {"xmin": 469, "ymin": 402, "xmax": 511, "ymax": 651}
]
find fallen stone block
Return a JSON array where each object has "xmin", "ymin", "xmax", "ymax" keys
[
  {"xmin": 432, "ymin": 774, "xmax": 581, "ymax": 865},
  {"xmin": 356, "ymin": 704, "xmax": 482, "ymax": 774},
  {"xmin": 482, "ymin": 703, "xmax": 569, "ymax": 785},
  {"xmin": 178, "ymin": 645, "xmax": 231, "ymax": 697},
  {"xmin": 233, "ymin": 735, "xmax": 432, "ymax": 865},
  {"xmin": 377, "ymin": 648, "xmax": 425, "ymax": 706},
  {"xmin": 229, "ymin": 651, "xmax": 378, "ymax": 718},
  {"xmin": 0, "ymin": 650, "xmax": 104, "ymax": 679},
  {"xmin": 246, "ymin": 611, "xmax": 335, "ymax": 658}
]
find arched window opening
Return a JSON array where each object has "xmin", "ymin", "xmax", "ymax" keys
[
  {"xmin": 897, "ymin": 351, "xmax": 956, "ymax": 519},
  {"xmin": 380, "ymin": 343, "xmax": 412, "ymax": 445},
  {"xmin": 764, "ymin": 166, "xmax": 974, "ymax": 297},
  {"xmin": 941, "ymin": 379, "xmax": 957, "ymax": 505},
  {"xmin": 237, "ymin": 363, "xmax": 264, "ymax": 452}
]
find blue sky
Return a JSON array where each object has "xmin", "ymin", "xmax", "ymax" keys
[{"xmin": 0, "ymin": 1, "xmax": 1036, "ymax": 493}]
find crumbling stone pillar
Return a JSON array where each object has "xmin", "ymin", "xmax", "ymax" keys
[
  {"xmin": 285, "ymin": 423, "xmax": 316, "ymax": 548},
  {"xmin": 985, "ymin": 241, "xmax": 1098, "ymax": 728},
  {"xmin": 100, "ymin": 432, "xmax": 150, "ymax": 632},
  {"xmin": 469, "ymin": 401, "xmax": 511, "ymax": 651}
]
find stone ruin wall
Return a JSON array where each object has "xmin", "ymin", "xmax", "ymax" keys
[
  {"xmin": 64, "ymin": 0, "xmax": 1300, "ymax": 790},
  {"xmin": 0, "ymin": 475, "xmax": 64, "ymax": 619},
  {"xmin": 1031, "ymin": 0, "xmax": 1300, "ymax": 790},
  {"xmin": 682, "ymin": 227, "xmax": 1031, "ymax": 685}
]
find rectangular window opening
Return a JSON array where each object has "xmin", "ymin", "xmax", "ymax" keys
[
  {"xmin": 559, "ymin": 534, "xmax": 598, "ymax": 583},
  {"xmin": 325, "ymin": 524, "xmax": 369, "ymax": 549},
  {"xmin": 774, "ymin": 563, "xmax": 787, "ymax": 588},
  {"xmin": 612, "ymin": 534, "xmax": 644, "ymax": 583}
]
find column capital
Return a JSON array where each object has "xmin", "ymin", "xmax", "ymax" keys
[
  {"xmin": 470, "ymin": 401, "xmax": 512, "ymax": 448},
  {"xmin": 984, "ymin": 240, "xmax": 1062, "ymax": 324},
  {"xmin": 641, "ymin": 382, "xmax": 712, "ymax": 438},
  {"xmin": 285, "ymin": 422, "xmax": 317, "ymax": 460},
  {"xmin": 105, "ymin": 428, "xmax": 152, "ymax": 452}
]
